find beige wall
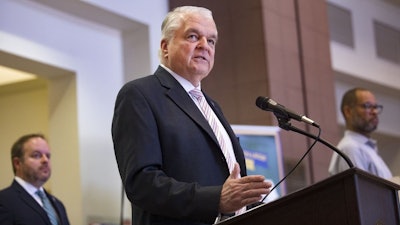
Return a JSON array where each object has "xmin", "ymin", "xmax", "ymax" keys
[{"xmin": 0, "ymin": 79, "xmax": 49, "ymax": 188}]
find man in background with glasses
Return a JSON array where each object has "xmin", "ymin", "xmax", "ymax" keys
[{"xmin": 328, "ymin": 87, "xmax": 392, "ymax": 179}]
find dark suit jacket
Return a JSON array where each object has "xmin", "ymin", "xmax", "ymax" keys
[
  {"xmin": 0, "ymin": 180, "xmax": 70, "ymax": 225},
  {"xmin": 112, "ymin": 66, "xmax": 247, "ymax": 225}
]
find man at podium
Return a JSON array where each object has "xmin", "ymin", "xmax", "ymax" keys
[
  {"xmin": 112, "ymin": 6, "xmax": 272, "ymax": 225},
  {"xmin": 329, "ymin": 87, "xmax": 392, "ymax": 179}
]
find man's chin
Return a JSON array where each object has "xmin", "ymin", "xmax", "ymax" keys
[
  {"xmin": 38, "ymin": 177, "xmax": 50, "ymax": 184},
  {"xmin": 191, "ymin": 63, "xmax": 211, "ymax": 73},
  {"xmin": 366, "ymin": 125, "xmax": 377, "ymax": 133},
  {"xmin": 39, "ymin": 173, "xmax": 51, "ymax": 181},
  {"xmin": 193, "ymin": 69, "xmax": 211, "ymax": 78}
]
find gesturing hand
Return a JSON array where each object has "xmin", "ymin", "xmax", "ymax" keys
[{"xmin": 219, "ymin": 163, "xmax": 272, "ymax": 213}]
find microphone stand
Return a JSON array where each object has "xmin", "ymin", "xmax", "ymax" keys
[{"xmin": 275, "ymin": 114, "xmax": 354, "ymax": 169}]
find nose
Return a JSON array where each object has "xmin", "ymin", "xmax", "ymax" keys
[
  {"xmin": 197, "ymin": 37, "xmax": 209, "ymax": 49},
  {"xmin": 41, "ymin": 154, "xmax": 50, "ymax": 162}
]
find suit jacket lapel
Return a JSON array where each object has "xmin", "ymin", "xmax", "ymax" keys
[
  {"xmin": 205, "ymin": 94, "xmax": 246, "ymax": 173},
  {"xmin": 154, "ymin": 66, "xmax": 246, "ymax": 175},
  {"xmin": 12, "ymin": 181, "xmax": 51, "ymax": 225},
  {"xmin": 155, "ymin": 66, "xmax": 220, "ymax": 146}
]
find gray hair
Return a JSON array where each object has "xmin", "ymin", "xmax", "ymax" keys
[{"xmin": 158, "ymin": 6, "xmax": 214, "ymax": 60}]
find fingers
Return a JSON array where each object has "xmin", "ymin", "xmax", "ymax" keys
[
  {"xmin": 219, "ymin": 171, "xmax": 273, "ymax": 214},
  {"xmin": 239, "ymin": 179, "xmax": 272, "ymax": 200},
  {"xmin": 239, "ymin": 174, "xmax": 267, "ymax": 183},
  {"xmin": 241, "ymin": 177, "xmax": 268, "ymax": 194}
]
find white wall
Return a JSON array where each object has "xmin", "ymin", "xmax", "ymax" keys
[
  {"xmin": 328, "ymin": 0, "xmax": 400, "ymax": 135},
  {"xmin": 0, "ymin": 0, "xmax": 168, "ymax": 224},
  {"xmin": 84, "ymin": 0, "xmax": 167, "ymax": 70},
  {"xmin": 329, "ymin": 0, "xmax": 400, "ymax": 89}
]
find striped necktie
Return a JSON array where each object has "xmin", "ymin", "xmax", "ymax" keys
[
  {"xmin": 190, "ymin": 89, "xmax": 236, "ymax": 172},
  {"xmin": 190, "ymin": 89, "xmax": 247, "ymax": 216},
  {"xmin": 189, "ymin": 88, "xmax": 246, "ymax": 215},
  {"xmin": 36, "ymin": 190, "xmax": 59, "ymax": 225}
]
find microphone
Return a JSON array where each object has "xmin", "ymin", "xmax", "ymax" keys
[{"xmin": 256, "ymin": 96, "xmax": 320, "ymax": 128}]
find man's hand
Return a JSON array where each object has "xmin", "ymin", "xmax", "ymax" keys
[{"xmin": 219, "ymin": 163, "xmax": 272, "ymax": 213}]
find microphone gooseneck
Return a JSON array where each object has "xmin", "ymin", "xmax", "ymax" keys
[
  {"xmin": 256, "ymin": 96, "xmax": 354, "ymax": 203},
  {"xmin": 255, "ymin": 96, "xmax": 353, "ymax": 168}
]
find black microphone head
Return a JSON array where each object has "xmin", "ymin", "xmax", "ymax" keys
[{"xmin": 256, "ymin": 96, "xmax": 271, "ymax": 111}]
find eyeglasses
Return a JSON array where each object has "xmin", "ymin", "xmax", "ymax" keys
[{"xmin": 357, "ymin": 103, "xmax": 383, "ymax": 114}]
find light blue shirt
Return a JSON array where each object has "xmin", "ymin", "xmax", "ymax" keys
[{"xmin": 328, "ymin": 130, "xmax": 392, "ymax": 179}]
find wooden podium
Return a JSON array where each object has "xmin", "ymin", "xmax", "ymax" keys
[{"xmin": 218, "ymin": 168, "xmax": 400, "ymax": 225}]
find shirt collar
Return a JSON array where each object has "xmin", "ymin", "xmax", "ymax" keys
[
  {"xmin": 160, "ymin": 64, "xmax": 200, "ymax": 93},
  {"xmin": 15, "ymin": 176, "xmax": 43, "ymax": 194},
  {"xmin": 345, "ymin": 130, "xmax": 378, "ymax": 151}
]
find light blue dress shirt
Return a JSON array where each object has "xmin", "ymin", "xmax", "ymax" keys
[{"xmin": 329, "ymin": 130, "xmax": 392, "ymax": 179}]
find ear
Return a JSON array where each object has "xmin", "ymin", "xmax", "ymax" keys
[
  {"xmin": 160, "ymin": 40, "xmax": 168, "ymax": 57},
  {"xmin": 13, "ymin": 157, "xmax": 21, "ymax": 172},
  {"xmin": 343, "ymin": 105, "xmax": 353, "ymax": 120}
]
